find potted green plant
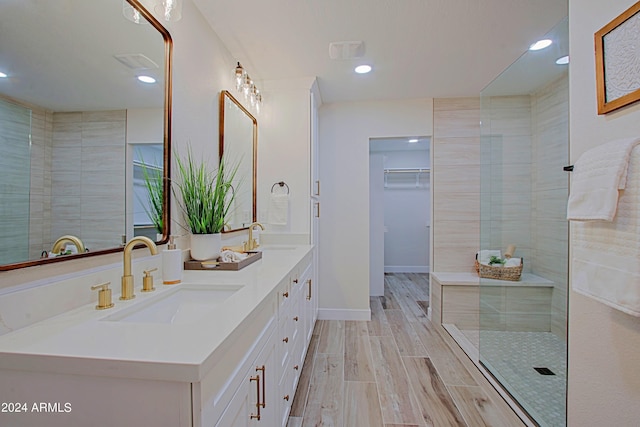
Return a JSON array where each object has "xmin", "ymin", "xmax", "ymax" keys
[{"xmin": 173, "ymin": 147, "xmax": 238, "ymax": 260}]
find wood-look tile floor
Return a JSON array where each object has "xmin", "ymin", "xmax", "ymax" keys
[{"xmin": 287, "ymin": 273, "xmax": 525, "ymax": 427}]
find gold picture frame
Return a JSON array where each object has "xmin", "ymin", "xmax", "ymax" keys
[{"xmin": 595, "ymin": 1, "xmax": 640, "ymax": 114}]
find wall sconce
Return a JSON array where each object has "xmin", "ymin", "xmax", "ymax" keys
[
  {"xmin": 234, "ymin": 62, "xmax": 263, "ymax": 113},
  {"xmin": 123, "ymin": 0, "xmax": 182, "ymax": 24}
]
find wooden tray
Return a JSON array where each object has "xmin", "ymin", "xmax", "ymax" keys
[{"xmin": 184, "ymin": 250, "xmax": 262, "ymax": 271}]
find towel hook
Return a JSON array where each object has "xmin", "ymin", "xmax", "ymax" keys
[{"xmin": 271, "ymin": 181, "xmax": 290, "ymax": 194}]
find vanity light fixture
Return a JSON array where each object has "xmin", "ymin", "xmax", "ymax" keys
[
  {"xmin": 408, "ymin": 138, "xmax": 419, "ymax": 143},
  {"xmin": 355, "ymin": 64, "xmax": 372, "ymax": 74},
  {"xmin": 123, "ymin": 0, "xmax": 182, "ymax": 24},
  {"xmin": 233, "ymin": 61, "xmax": 263, "ymax": 113},
  {"xmin": 556, "ymin": 55, "xmax": 569, "ymax": 65},
  {"xmin": 0, "ymin": 72, "xmax": 7, "ymax": 78},
  {"xmin": 137, "ymin": 75, "xmax": 156, "ymax": 83},
  {"xmin": 529, "ymin": 39, "xmax": 552, "ymax": 51}
]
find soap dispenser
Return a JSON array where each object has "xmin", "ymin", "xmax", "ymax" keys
[{"xmin": 162, "ymin": 236, "xmax": 182, "ymax": 285}]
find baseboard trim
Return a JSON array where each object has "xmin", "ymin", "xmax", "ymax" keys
[
  {"xmin": 318, "ymin": 308, "xmax": 371, "ymax": 321},
  {"xmin": 384, "ymin": 266, "xmax": 430, "ymax": 273}
]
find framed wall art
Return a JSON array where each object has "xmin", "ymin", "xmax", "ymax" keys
[{"xmin": 595, "ymin": 1, "xmax": 640, "ymax": 114}]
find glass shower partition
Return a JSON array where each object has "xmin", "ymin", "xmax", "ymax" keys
[{"xmin": 479, "ymin": 18, "xmax": 569, "ymax": 426}]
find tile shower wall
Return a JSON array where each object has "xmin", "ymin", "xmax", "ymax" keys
[
  {"xmin": 531, "ymin": 75, "xmax": 569, "ymax": 339},
  {"xmin": 29, "ymin": 106, "xmax": 54, "ymax": 260},
  {"xmin": 481, "ymin": 95, "xmax": 533, "ymax": 267},
  {"xmin": 51, "ymin": 111, "xmax": 126, "ymax": 253},
  {"xmin": 480, "ymin": 74, "xmax": 568, "ymax": 339},
  {"xmin": 0, "ymin": 99, "xmax": 33, "ymax": 263},
  {"xmin": 432, "ymin": 98, "xmax": 481, "ymax": 273}
]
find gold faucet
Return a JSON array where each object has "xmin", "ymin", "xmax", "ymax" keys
[
  {"xmin": 51, "ymin": 235, "xmax": 85, "ymax": 254},
  {"xmin": 121, "ymin": 236, "xmax": 158, "ymax": 300},
  {"xmin": 245, "ymin": 222, "xmax": 264, "ymax": 251}
]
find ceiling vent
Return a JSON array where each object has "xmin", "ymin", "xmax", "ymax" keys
[
  {"xmin": 329, "ymin": 41, "xmax": 365, "ymax": 60},
  {"xmin": 113, "ymin": 53, "xmax": 159, "ymax": 71}
]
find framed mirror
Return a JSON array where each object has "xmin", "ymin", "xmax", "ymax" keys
[
  {"xmin": 0, "ymin": 0, "xmax": 172, "ymax": 271},
  {"xmin": 219, "ymin": 90, "xmax": 257, "ymax": 232}
]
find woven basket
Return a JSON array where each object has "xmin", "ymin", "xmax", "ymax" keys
[{"xmin": 474, "ymin": 257, "xmax": 523, "ymax": 281}]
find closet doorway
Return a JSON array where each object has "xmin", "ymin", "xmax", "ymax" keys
[{"xmin": 369, "ymin": 136, "xmax": 431, "ymax": 297}]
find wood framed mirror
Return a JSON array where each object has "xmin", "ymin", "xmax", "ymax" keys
[
  {"xmin": 0, "ymin": 0, "xmax": 173, "ymax": 271},
  {"xmin": 219, "ymin": 90, "xmax": 257, "ymax": 232}
]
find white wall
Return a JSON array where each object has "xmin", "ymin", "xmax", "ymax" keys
[
  {"xmin": 258, "ymin": 78, "xmax": 315, "ymax": 236},
  {"xmin": 378, "ymin": 149, "xmax": 430, "ymax": 273},
  {"xmin": 318, "ymin": 99, "xmax": 433, "ymax": 319},
  {"xmin": 568, "ymin": 0, "xmax": 640, "ymax": 424},
  {"xmin": 369, "ymin": 154, "xmax": 385, "ymax": 296}
]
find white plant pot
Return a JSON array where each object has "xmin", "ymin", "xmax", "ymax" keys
[{"xmin": 190, "ymin": 233, "xmax": 222, "ymax": 261}]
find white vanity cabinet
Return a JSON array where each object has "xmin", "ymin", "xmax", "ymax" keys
[
  {"xmin": 0, "ymin": 246, "xmax": 316, "ymax": 427},
  {"xmin": 202, "ymin": 251, "xmax": 316, "ymax": 427}
]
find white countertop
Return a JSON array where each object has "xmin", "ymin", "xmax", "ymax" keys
[{"xmin": 0, "ymin": 245, "xmax": 313, "ymax": 383}]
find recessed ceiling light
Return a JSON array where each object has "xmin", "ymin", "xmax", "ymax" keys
[
  {"xmin": 408, "ymin": 139, "xmax": 419, "ymax": 143},
  {"xmin": 354, "ymin": 65, "xmax": 372, "ymax": 74},
  {"xmin": 529, "ymin": 39, "xmax": 553, "ymax": 51},
  {"xmin": 555, "ymin": 55, "xmax": 569, "ymax": 65},
  {"xmin": 0, "ymin": 72, "xmax": 7, "ymax": 78},
  {"xmin": 137, "ymin": 75, "xmax": 156, "ymax": 84}
]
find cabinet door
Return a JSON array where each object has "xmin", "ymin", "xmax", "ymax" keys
[
  {"xmin": 215, "ymin": 331, "xmax": 278, "ymax": 427},
  {"xmin": 215, "ymin": 376, "xmax": 253, "ymax": 427},
  {"xmin": 257, "ymin": 330, "xmax": 279, "ymax": 426}
]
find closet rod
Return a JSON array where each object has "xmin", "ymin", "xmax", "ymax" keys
[{"xmin": 384, "ymin": 168, "xmax": 430, "ymax": 173}]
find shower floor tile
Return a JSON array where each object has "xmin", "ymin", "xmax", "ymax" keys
[{"xmin": 476, "ymin": 330, "xmax": 566, "ymax": 427}]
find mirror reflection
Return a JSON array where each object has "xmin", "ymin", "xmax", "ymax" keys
[
  {"xmin": 0, "ymin": 0, "xmax": 172, "ymax": 270},
  {"xmin": 219, "ymin": 90, "xmax": 257, "ymax": 231}
]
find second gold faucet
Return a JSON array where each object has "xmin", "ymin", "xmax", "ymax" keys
[
  {"xmin": 121, "ymin": 236, "xmax": 158, "ymax": 300},
  {"xmin": 245, "ymin": 222, "xmax": 264, "ymax": 251}
]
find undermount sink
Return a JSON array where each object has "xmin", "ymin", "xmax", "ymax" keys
[{"xmin": 102, "ymin": 284, "xmax": 243, "ymax": 324}]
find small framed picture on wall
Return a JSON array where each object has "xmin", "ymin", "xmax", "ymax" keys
[{"xmin": 595, "ymin": 1, "xmax": 640, "ymax": 114}]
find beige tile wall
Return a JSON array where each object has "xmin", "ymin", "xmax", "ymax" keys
[
  {"xmin": 51, "ymin": 110, "xmax": 126, "ymax": 253},
  {"xmin": 432, "ymin": 98, "xmax": 480, "ymax": 273},
  {"xmin": 433, "ymin": 81, "xmax": 569, "ymax": 340},
  {"xmin": 531, "ymin": 75, "xmax": 569, "ymax": 339}
]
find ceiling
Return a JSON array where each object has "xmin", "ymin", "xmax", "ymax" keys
[{"xmin": 193, "ymin": 0, "xmax": 568, "ymax": 104}]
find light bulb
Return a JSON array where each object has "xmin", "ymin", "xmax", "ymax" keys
[
  {"xmin": 243, "ymin": 76, "xmax": 252, "ymax": 98},
  {"xmin": 234, "ymin": 62, "xmax": 245, "ymax": 91},
  {"xmin": 250, "ymin": 86, "xmax": 258, "ymax": 106}
]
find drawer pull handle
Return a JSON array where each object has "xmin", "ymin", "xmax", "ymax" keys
[
  {"xmin": 283, "ymin": 337, "xmax": 289, "ymax": 343},
  {"xmin": 256, "ymin": 365, "xmax": 266, "ymax": 409},
  {"xmin": 307, "ymin": 279, "xmax": 312, "ymax": 301},
  {"xmin": 284, "ymin": 394, "xmax": 290, "ymax": 401},
  {"xmin": 283, "ymin": 292, "xmax": 289, "ymax": 298},
  {"xmin": 293, "ymin": 316, "xmax": 299, "ymax": 321},
  {"xmin": 293, "ymin": 279, "xmax": 299, "ymax": 284},
  {"xmin": 249, "ymin": 374, "xmax": 261, "ymax": 420},
  {"xmin": 294, "ymin": 365, "xmax": 299, "ymax": 370}
]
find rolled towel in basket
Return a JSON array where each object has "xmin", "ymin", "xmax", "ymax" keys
[
  {"xmin": 504, "ymin": 257, "xmax": 521, "ymax": 267},
  {"xmin": 477, "ymin": 250, "xmax": 501, "ymax": 263}
]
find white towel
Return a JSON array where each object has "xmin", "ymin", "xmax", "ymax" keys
[
  {"xmin": 267, "ymin": 193, "xmax": 289, "ymax": 225},
  {"xmin": 567, "ymin": 137, "xmax": 640, "ymax": 221},
  {"xmin": 477, "ymin": 250, "xmax": 501, "ymax": 264},
  {"xmin": 219, "ymin": 250, "xmax": 247, "ymax": 263},
  {"xmin": 571, "ymin": 143, "xmax": 640, "ymax": 316},
  {"xmin": 504, "ymin": 258, "xmax": 521, "ymax": 267}
]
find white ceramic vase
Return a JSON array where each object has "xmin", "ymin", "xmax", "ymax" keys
[{"xmin": 190, "ymin": 233, "xmax": 222, "ymax": 261}]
